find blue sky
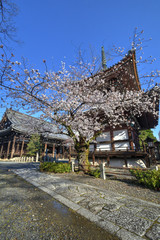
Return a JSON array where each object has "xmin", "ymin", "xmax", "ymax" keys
[{"xmin": 0, "ymin": 0, "xmax": 160, "ymax": 139}]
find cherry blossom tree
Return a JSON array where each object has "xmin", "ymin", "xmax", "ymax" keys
[
  {"xmin": 0, "ymin": 0, "xmax": 18, "ymax": 45},
  {"xmin": 0, "ymin": 44, "xmax": 159, "ymax": 169}
]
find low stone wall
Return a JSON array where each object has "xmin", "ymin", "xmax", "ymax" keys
[{"xmin": 0, "ymin": 157, "xmax": 37, "ymax": 162}]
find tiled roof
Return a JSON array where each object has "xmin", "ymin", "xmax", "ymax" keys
[{"xmin": 0, "ymin": 109, "xmax": 69, "ymax": 140}]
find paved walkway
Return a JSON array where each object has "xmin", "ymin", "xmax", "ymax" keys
[{"xmin": 12, "ymin": 168, "xmax": 160, "ymax": 240}]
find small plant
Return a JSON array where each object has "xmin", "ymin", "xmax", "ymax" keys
[
  {"xmin": 40, "ymin": 162, "xmax": 71, "ymax": 173},
  {"xmin": 89, "ymin": 169, "xmax": 100, "ymax": 178},
  {"xmin": 130, "ymin": 169, "xmax": 160, "ymax": 190}
]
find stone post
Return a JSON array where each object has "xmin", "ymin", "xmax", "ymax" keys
[
  {"xmin": 100, "ymin": 162, "xmax": 106, "ymax": 180},
  {"xmin": 36, "ymin": 152, "xmax": 39, "ymax": 162},
  {"xmin": 71, "ymin": 161, "xmax": 75, "ymax": 172}
]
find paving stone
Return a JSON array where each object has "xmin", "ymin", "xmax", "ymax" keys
[
  {"xmin": 54, "ymin": 186, "xmax": 70, "ymax": 194},
  {"xmin": 97, "ymin": 219, "xmax": 120, "ymax": 234},
  {"xmin": 42, "ymin": 183, "xmax": 56, "ymax": 190},
  {"xmin": 77, "ymin": 207, "xmax": 102, "ymax": 223},
  {"xmin": 54, "ymin": 195, "xmax": 81, "ymax": 211},
  {"xmin": 103, "ymin": 203, "xmax": 122, "ymax": 212},
  {"xmin": 116, "ymin": 228, "xmax": 145, "ymax": 240},
  {"xmin": 98, "ymin": 209, "xmax": 112, "ymax": 219},
  {"xmin": 137, "ymin": 208, "xmax": 160, "ymax": 221},
  {"xmin": 89, "ymin": 204, "xmax": 104, "ymax": 214},
  {"xmin": 98, "ymin": 207, "xmax": 153, "ymax": 236},
  {"xmin": 70, "ymin": 196, "xmax": 86, "ymax": 203},
  {"xmin": 98, "ymin": 191, "xmax": 124, "ymax": 200},
  {"xmin": 145, "ymin": 223, "xmax": 160, "ymax": 240},
  {"xmin": 76, "ymin": 186, "xmax": 90, "ymax": 195},
  {"xmin": 118, "ymin": 198, "xmax": 147, "ymax": 213},
  {"xmin": 147, "ymin": 206, "xmax": 160, "ymax": 214},
  {"xmin": 60, "ymin": 191, "xmax": 85, "ymax": 203},
  {"xmin": 13, "ymin": 168, "xmax": 160, "ymax": 239}
]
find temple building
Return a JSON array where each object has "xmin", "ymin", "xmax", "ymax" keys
[
  {"xmin": 88, "ymin": 48, "xmax": 159, "ymax": 167},
  {"xmin": 0, "ymin": 109, "xmax": 70, "ymax": 160}
]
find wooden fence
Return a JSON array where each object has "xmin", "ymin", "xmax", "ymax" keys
[{"xmin": 70, "ymin": 161, "xmax": 158, "ymax": 180}]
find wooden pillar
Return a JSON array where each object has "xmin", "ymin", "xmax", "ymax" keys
[
  {"xmin": 7, "ymin": 140, "xmax": 11, "ymax": 158},
  {"xmin": 92, "ymin": 152, "xmax": 95, "ymax": 165},
  {"xmin": 11, "ymin": 136, "xmax": 16, "ymax": 159},
  {"xmin": 110, "ymin": 129, "xmax": 115, "ymax": 151},
  {"xmin": 145, "ymin": 154, "xmax": 150, "ymax": 168},
  {"xmin": 107, "ymin": 155, "xmax": 110, "ymax": 166},
  {"xmin": 62, "ymin": 146, "xmax": 64, "ymax": 159},
  {"xmin": 20, "ymin": 138, "xmax": 25, "ymax": 157},
  {"xmin": 16, "ymin": 142, "xmax": 20, "ymax": 154},
  {"xmin": 124, "ymin": 155, "xmax": 128, "ymax": 167},
  {"xmin": 0, "ymin": 144, "xmax": 4, "ymax": 158},
  {"xmin": 68, "ymin": 146, "xmax": 71, "ymax": 163},
  {"xmin": 44, "ymin": 143, "xmax": 47, "ymax": 155},
  {"xmin": 128, "ymin": 128, "xmax": 134, "ymax": 150},
  {"xmin": 52, "ymin": 144, "xmax": 55, "ymax": 158}
]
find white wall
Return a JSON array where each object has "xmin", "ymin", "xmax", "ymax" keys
[
  {"xmin": 96, "ymin": 132, "xmax": 111, "ymax": 142},
  {"xmin": 113, "ymin": 129, "xmax": 128, "ymax": 141},
  {"xmin": 114, "ymin": 141, "xmax": 130, "ymax": 151},
  {"xmin": 96, "ymin": 143, "xmax": 111, "ymax": 151},
  {"xmin": 89, "ymin": 129, "xmax": 132, "ymax": 151}
]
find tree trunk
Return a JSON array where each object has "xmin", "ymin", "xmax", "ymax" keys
[{"xmin": 76, "ymin": 143, "xmax": 90, "ymax": 172}]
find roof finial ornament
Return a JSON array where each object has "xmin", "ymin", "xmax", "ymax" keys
[
  {"xmin": 128, "ymin": 47, "xmax": 136, "ymax": 56},
  {"xmin": 101, "ymin": 46, "xmax": 107, "ymax": 70}
]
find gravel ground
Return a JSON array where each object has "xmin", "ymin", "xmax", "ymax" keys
[
  {"xmin": 0, "ymin": 169, "xmax": 119, "ymax": 240},
  {"xmin": 50, "ymin": 172, "xmax": 160, "ymax": 205}
]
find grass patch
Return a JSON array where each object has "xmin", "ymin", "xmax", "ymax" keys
[
  {"xmin": 130, "ymin": 168, "xmax": 160, "ymax": 190},
  {"xmin": 40, "ymin": 162, "xmax": 71, "ymax": 173},
  {"xmin": 88, "ymin": 169, "xmax": 100, "ymax": 178}
]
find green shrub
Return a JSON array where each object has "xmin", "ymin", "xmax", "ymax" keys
[
  {"xmin": 89, "ymin": 169, "xmax": 100, "ymax": 178},
  {"xmin": 130, "ymin": 169, "xmax": 160, "ymax": 190},
  {"xmin": 40, "ymin": 162, "xmax": 71, "ymax": 173}
]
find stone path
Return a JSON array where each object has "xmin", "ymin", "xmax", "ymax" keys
[{"xmin": 12, "ymin": 169, "xmax": 160, "ymax": 240}]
